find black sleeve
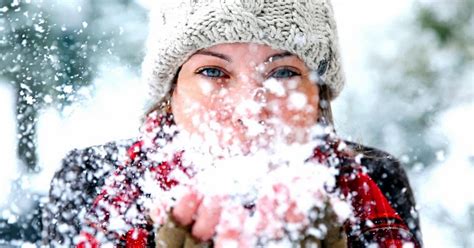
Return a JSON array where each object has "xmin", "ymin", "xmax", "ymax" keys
[
  {"xmin": 41, "ymin": 140, "xmax": 132, "ymax": 246},
  {"xmin": 355, "ymin": 144, "xmax": 422, "ymax": 244}
]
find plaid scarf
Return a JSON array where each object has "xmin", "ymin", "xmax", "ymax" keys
[{"xmin": 77, "ymin": 112, "xmax": 420, "ymax": 248}]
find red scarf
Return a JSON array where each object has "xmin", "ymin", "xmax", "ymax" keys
[{"xmin": 77, "ymin": 112, "xmax": 420, "ymax": 248}]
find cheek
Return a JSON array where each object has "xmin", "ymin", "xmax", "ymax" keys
[
  {"xmin": 271, "ymin": 88, "xmax": 319, "ymax": 127},
  {"xmin": 209, "ymin": 89, "xmax": 235, "ymax": 122},
  {"xmin": 172, "ymin": 82, "xmax": 211, "ymax": 131},
  {"xmin": 173, "ymin": 83, "xmax": 238, "ymax": 133}
]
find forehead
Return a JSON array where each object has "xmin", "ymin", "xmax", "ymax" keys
[
  {"xmin": 202, "ymin": 43, "xmax": 284, "ymax": 54},
  {"xmin": 187, "ymin": 42, "xmax": 303, "ymax": 66}
]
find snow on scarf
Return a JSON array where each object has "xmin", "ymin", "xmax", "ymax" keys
[{"xmin": 76, "ymin": 111, "xmax": 420, "ymax": 248}]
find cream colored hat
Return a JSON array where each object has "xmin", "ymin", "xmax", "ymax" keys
[{"xmin": 142, "ymin": 0, "xmax": 345, "ymax": 104}]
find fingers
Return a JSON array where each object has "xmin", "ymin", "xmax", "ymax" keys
[
  {"xmin": 255, "ymin": 195, "xmax": 285, "ymax": 239},
  {"xmin": 168, "ymin": 181, "xmax": 316, "ymax": 244},
  {"xmin": 285, "ymin": 200, "xmax": 305, "ymax": 223},
  {"xmin": 214, "ymin": 204, "xmax": 250, "ymax": 248},
  {"xmin": 191, "ymin": 195, "xmax": 225, "ymax": 241},
  {"xmin": 254, "ymin": 183, "xmax": 308, "ymax": 240},
  {"xmin": 171, "ymin": 192, "xmax": 230, "ymax": 242},
  {"xmin": 172, "ymin": 188, "xmax": 203, "ymax": 226}
]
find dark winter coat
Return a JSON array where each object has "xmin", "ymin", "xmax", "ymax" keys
[{"xmin": 42, "ymin": 139, "xmax": 422, "ymax": 247}]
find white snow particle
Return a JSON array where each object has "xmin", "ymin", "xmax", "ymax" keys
[
  {"xmin": 198, "ymin": 79, "xmax": 214, "ymax": 95},
  {"xmin": 11, "ymin": 0, "xmax": 20, "ymax": 7},
  {"xmin": 403, "ymin": 242, "xmax": 415, "ymax": 248},
  {"xmin": 44, "ymin": 95, "xmax": 53, "ymax": 104},
  {"xmin": 63, "ymin": 85, "xmax": 73, "ymax": 94},
  {"xmin": 34, "ymin": 24, "xmax": 45, "ymax": 33},
  {"xmin": 263, "ymin": 78, "xmax": 286, "ymax": 97},
  {"xmin": 24, "ymin": 95, "xmax": 35, "ymax": 105},
  {"xmin": 288, "ymin": 92, "xmax": 307, "ymax": 110},
  {"xmin": 435, "ymin": 150, "xmax": 445, "ymax": 161}
]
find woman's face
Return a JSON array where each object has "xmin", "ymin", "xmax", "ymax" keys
[{"xmin": 172, "ymin": 43, "xmax": 320, "ymax": 152}]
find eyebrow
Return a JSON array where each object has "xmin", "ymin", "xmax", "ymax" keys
[
  {"xmin": 265, "ymin": 51, "xmax": 295, "ymax": 63},
  {"xmin": 193, "ymin": 50, "xmax": 295, "ymax": 63},
  {"xmin": 194, "ymin": 50, "xmax": 232, "ymax": 62}
]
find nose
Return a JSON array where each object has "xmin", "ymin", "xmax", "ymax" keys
[
  {"xmin": 233, "ymin": 71, "xmax": 272, "ymax": 123},
  {"xmin": 231, "ymin": 87, "xmax": 271, "ymax": 128},
  {"xmin": 252, "ymin": 86, "xmax": 272, "ymax": 123},
  {"xmin": 251, "ymin": 86, "xmax": 272, "ymax": 123},
  {"xmin": 235, "ymin": 71, "xmax": 267, "ymax": 101}
]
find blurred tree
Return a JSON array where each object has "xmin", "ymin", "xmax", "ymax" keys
[
  {"xmin": 1, "ymin": 0, "xmax": 92, "ymax": 170},
  {"xmin": 0, "ymin": 0, "xmax": 146, "ymax": 171},
  {"xmin": 350, "ymin": 1, "xmax": 473, "ymax": 244},
  {"xmin": 333, "ymin": 3, "xmax": 473, "ymax": 244},
  {"xmin": 344, "ymin": 0, "xmax": 473, "ymax": 167},
  {"xmin": 0, "ymin": 0, "xmax": 147, "ymax": 243}
]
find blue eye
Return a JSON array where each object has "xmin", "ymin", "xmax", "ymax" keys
[
  {"xmin": 197, "ymin": 67, "xmax": 226, "ymax": 78},
  {"xmin": 270, "ymin": 68, "xmax": 300, "ymax": 79}
]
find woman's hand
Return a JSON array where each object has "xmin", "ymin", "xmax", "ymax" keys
[
  {"xmin": 172, "ymin": 189, "xmax": 224, "ymax": 241},
  {"xmin": 170, "ymin": 188, "xmax": 249, "ymax": 247},
  {"xmin": 151, "ymin": 157, "xmax": 346, "ymax": 247},
  {"xmin": 168, "ymin": 182, "xmax": 316, "ymax": 247}
]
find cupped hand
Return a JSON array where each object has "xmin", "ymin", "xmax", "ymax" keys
[{"xmin": 168, "ymin": 182, "xmax": 313, "ymax": 247}]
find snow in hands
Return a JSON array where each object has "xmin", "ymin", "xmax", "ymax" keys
[{"xmin": 142, "ymin": 120, "xmax": 352, "ymax": 246}]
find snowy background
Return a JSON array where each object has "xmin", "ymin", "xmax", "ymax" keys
[{"xmin": 0, "ymin": 0, "xmax": 473, "ymax": 246}]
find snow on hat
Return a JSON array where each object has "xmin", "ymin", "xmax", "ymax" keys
[{"xmin": 142, "ymin": 0, "xmax": 345, "ymax": 104}]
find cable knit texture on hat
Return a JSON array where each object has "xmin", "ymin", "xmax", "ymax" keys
[{"xmin": 142, "ymin": 0, "xmax": 345, "ymax": 104}]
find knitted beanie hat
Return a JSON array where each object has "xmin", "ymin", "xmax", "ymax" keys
[{"xmin": 142, "ymin": 0, "xmax": 345, "ymax": 104}]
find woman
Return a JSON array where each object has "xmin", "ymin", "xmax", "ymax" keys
[{"xmin": 42, "ymin": 0, "xmax": 422, "ymax": 247}]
